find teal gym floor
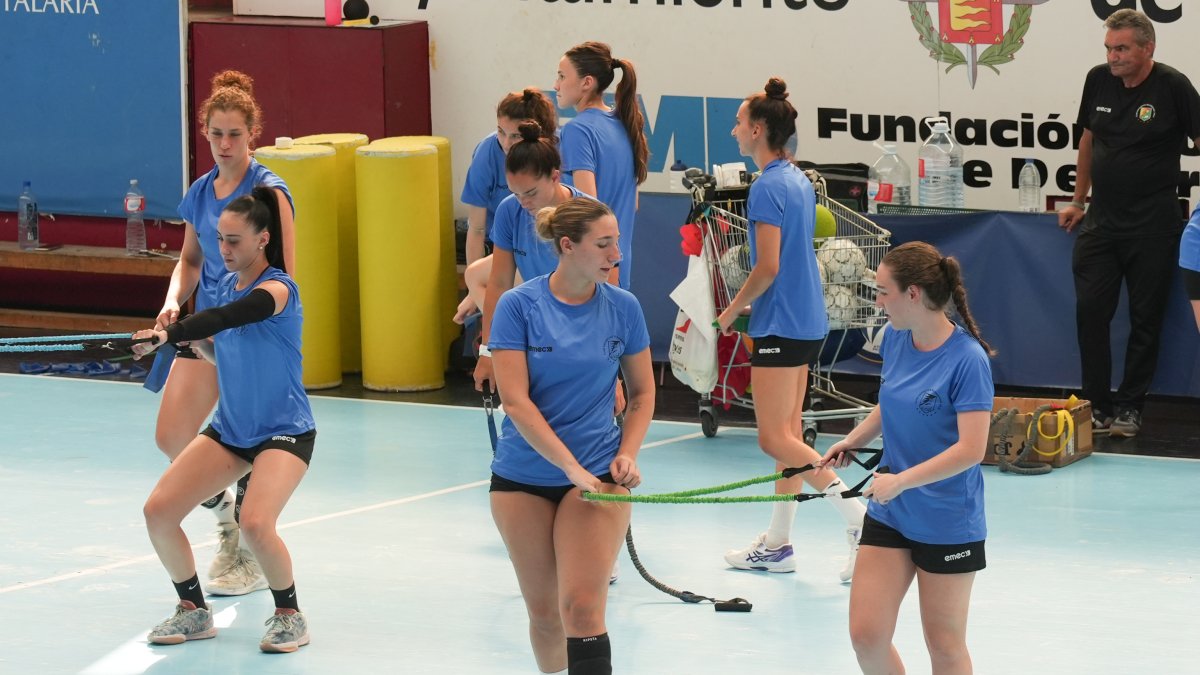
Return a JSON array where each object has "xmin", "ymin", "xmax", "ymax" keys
[{"xmin": 0, "ymin": 373, "xmax": 1196, "ymax": 673}]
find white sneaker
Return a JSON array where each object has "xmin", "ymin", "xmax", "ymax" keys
[
  {"xmin": 207, "ymin": 523, "xmax": 240, "ymax": 580},
  {"xmin": 839, "ymin": 526, "xmax": 862, "ymax": 583},
  {"xmin": 609, "ymin": 558, "xmax": 619, "ymax": 585},
  {"xmin": 724, "ymin": 533, "xmax": 796, "ymax": 573},
  {"xmin": 205, "ymin": 550, "xmax": 269, "ymax": 596}
]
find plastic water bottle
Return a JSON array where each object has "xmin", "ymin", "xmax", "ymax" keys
[
  {"xmin": 867, "ymin": 144, "xmax": 912, "ymax": 214},
  {"xmin": 17, "ymin": 181, "xmax": 39, "ymax": 250},
  {"xmin": 124, "ymin": 179, "xmax": 146, "ymax": 255},
  {"xmin": 669, "ymin": 159, "xmax": 688, "ymax": 193},
  {"xmin": 917, "ymin": 117, "xmax": 964, "ymax": 208},
  {"xmin": 1018, "ymin": 159, "xmax": 1042, "ymax": 213}
]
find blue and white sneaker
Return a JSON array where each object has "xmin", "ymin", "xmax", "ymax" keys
[{"xmin": 724, "ymin": 533, "xmax": 795, "ymax": 573}]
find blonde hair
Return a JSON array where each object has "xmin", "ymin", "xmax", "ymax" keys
[{"xmin": 534, "ymin": 197, "xmax": 613, "ymax": 254}]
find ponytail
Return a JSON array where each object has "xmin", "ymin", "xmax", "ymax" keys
[
  {"xmin": 882, "ymin": 241, "xmax": 994, "ymax": 356},
  {"xmin": 224, "ymin": 185, "xmax": 286, "ymax": 274},
  {"xmin": 564, "ymin": 42, "xmax": 649, "ymax": 184}
]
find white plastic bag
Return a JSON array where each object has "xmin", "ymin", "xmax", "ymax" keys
[
  {"xmin": 668, "ymin": 256, "xmax": 718, "ymax": 394},
  {"xmin": 669, "ymin": 308, "xmax": 718, "ymax": 394}
]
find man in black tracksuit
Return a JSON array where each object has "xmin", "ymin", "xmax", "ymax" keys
[{"xmin": 1058, "ymin": 9, "xmax": 1200, "ymax": 438}]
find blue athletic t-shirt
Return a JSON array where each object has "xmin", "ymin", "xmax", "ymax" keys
[
  {"xmin": 489, "ymin": 275, "xmax": 650, "ymax": 485},
  {"xmin": 491, "ymin": 185, "xmax": 591, "ymax": 281},
  {"xmin": 460, "ymin": 132, "xmax": 510, "ymax": 240},
  {"xmin": 869, "ymin": 324, "xmax": 993, "ymax": 545},
  {"xmin": 177, "ymin": 159, "xmax": 293, "ymax": 312},
  {"xmin": 209, "ymin": 267, "xmax": 315, "ymax": 448},
  {"xmin": 560, "ymin": 108, "xmax": 637, "ymax": 289},
  {"xmin": 746, "ymin": 159, "xmax": 828, "ymax": 340},
  {"xmin": 1180, "ymin": 203, "xmax": 1200, "ymax": 271}
]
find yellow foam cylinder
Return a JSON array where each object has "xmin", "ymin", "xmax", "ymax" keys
[
  {"xmin": 294, "ymin": 133, "xmax": 369, "ymax": 374},
  {"xmin": 374, "ymin": 135, "xmax": 455, "ymax": 365},
  {"xmin": 356, "ymin": 139, "xmax": 444, "ymax": 391},
  {"xmin": 255, "ymin": 143, "xmax": 342, "ymax": 389}
]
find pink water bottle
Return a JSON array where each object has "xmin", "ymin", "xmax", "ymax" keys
[{"xmin": 324, "ymin": 0, "xmax": 340, "ymax": 26}]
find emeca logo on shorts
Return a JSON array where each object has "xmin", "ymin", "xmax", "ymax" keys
[
  {"xmin": 271, "ymin": 435, "xmax": 297, "ymax": 444},
  {"xmin": 943, "ymin": 549, "xmax": 971, "ymax": 562},
  {"xmin": 758, "ymin": 347, "xmax": 782, "ymax": 354}
]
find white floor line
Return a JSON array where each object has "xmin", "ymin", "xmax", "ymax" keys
[
  {"xmin": 0, "ymin": 430, "xmax": 712, "ymax": 596},
  {"xmin": 0, "ymin": 480, "xmax": 487, "ymax": 595}
]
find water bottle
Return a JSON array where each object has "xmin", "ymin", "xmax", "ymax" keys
[
  {"xmin": 1018, "ymin": 159, "xmax": 1042, "ymax": 213},
  {"xmin": 917, "ymin": 117, "xmax": 964, "ymax": 208},
  {"xmin": 867, "ymin": 144, "xmax": 912, "ymax": 214},
  {"xmin": 17, "ymin": 181, "xmax": 39, "ymax": 250},
  {"xmin": 669, "ymin": 158, "xmax": 688, "ymax": 193},
  {"xmin": 124, "ymin": 179, "xmax": 146, "ymax": 255}
]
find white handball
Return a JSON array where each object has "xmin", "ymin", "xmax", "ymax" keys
[
  {"xmin": 824, "ymin": 284, "xmax": 857, "ymax": 328},
  {"xmin": 816, "ymin": 239, "xmax": 869, "ymax": 285},
  {"xmin": 719, "ymin": 243, "xmax": 750, "ymax": 295}
]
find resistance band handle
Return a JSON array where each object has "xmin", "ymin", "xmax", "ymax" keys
[{"xmin": 715, "ymin": 598, "xmax": 753, "ymax": 612}]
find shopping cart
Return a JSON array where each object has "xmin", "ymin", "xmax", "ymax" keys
[{"xmin": 688, "ymin": 171, "xmax": 892, "ymax": 442}]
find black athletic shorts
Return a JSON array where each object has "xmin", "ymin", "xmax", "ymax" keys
[
  {"xmin": 750, "ymin": 335, "xmax": 823, "ymax": 368},
  {"xmin": 200, "ymin": 425, "xmax": 316, "ymax": 466},
  {"xmin": 1183, "ymin": 268, "xmax": 1200, "ymax": 301},
  {"xmin": 490, "ymin": 472, "xmax": 618, "ymax": 504},
  {"xmin": 859, "ymin": 513, "xmax": 986, "ymax": 574}
]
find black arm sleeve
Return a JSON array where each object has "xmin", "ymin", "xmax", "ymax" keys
[{"xmin": 164, "ymin": 288, "xmax": 277, "ymax": 345}]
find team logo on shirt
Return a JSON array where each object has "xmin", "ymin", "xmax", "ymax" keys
[
  {"xmin": 916, "ymin": 389, "xmax": 943, "ymax": 416},
  {"xmin": 1136, "ymin": 104, "xmax": 1156, "ymax": 123},
  {"xmin": 605, "ymin": 336, "xmax": 625, "ymax": 362}
]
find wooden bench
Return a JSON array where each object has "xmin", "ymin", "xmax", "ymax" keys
[{"xmin": 0, "ymin": 242, "xmax": 178, "ymax": 332}]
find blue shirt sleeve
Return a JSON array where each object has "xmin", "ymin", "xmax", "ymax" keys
[
  {"xmin": 461, "ymin": 135, "xmax": 499, "ymax": 208},
  {"xmin": 491, "ymin": 197, "xmax": 519, "ymax": 252},
  {"xmin": 746, "ymin": 174, "xmax": 785, "ymax": 228},
  {"xmin": 489, "ymin": 291, "xmax": 528, "ymax": 352},
  {"xmin": 949, "ymin": 342, "xmax": 994, "ymax": 412},
  {"xmin": 560, "ymin": 120, "xmax": 598, "ymax": 176},
  {"xmin": 623, "ymin": 295, "xmax": 651, "ymax": 355}
]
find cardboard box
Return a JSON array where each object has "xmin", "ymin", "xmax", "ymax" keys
[{"xmin": 985, "ymin": 397, "xmax": 1093, "ymax": 468}]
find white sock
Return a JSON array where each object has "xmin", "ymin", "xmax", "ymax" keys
[
  {"xmin": 822, "ymin": 479, "xmax": 866, "ymax": 528},
  {"xmin": 210, "ymin": 489, "xmax": 237, "ymax": 526},
  {"xmin": 763, "ymin": 501, "xmax": 797, "ymax": 548}
]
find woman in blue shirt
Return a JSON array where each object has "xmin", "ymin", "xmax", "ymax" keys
[
  {"xmin": 1180, "ymin": 203, "xmax": 1200, "ymax": 331},
  {"xmin": 489, "ymin": 197, "xmax": 655, "ymax": 674},
  {"xmin": 454, "ymin": 88, "xmax": 558, "ymax": 323},
  {"xmin": 473, "ymin": 120, "xmax": 591, "ymax": 392},
  {"xmin": 555, "ymin": 41, "xmax": 649, "ymax": 289},
  {"xmin": 822, "ymin": 242, "xmax": 994, "ymax": 675},
  {"xmin": 149, "ymin": 70, "xmax": 295, "ymax": 597},
  {"xmin": 134, "ymin": 187, "xmax": 316, "ymax": 654},
  {"xmin": 716, "ymin": 78, "xmax": 866, "ymax": 582}
]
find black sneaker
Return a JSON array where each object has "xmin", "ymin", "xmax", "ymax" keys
[
  {"xmin": 1108, "ymin": 409, "xmax": 1141, "ymax": 438},
  {"xmin": 1091, "ymin": 410, "xmax": 1113, "ymax": 431}
]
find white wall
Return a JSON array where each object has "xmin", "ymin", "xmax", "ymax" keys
[{"xmin": 236, "ymin": 0, "xmax": 1200, "ymax": 213}]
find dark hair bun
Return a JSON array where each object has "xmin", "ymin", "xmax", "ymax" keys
[
  {"xmin": 517, "ymin": 120, "xmax": 543, "ymax": 143},
  {"xmin": 764, "ymin": 77, "xmax": 788, "ymax": 101}
]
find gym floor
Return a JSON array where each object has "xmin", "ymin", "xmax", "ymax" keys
[{"xmin": 0, "ymin": 357, "xmax": 1196, "ymax": 673}]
